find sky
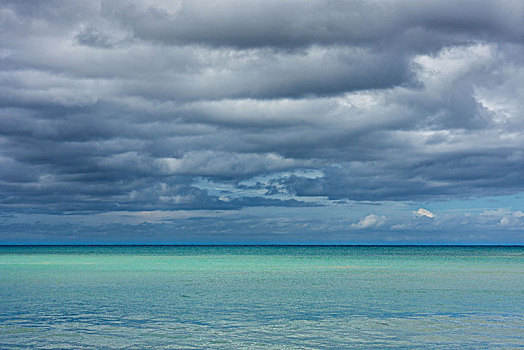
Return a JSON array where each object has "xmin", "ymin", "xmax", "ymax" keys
[{"xmin": 1, "ymin": 0, "xmax": 524, "ymax": 244}]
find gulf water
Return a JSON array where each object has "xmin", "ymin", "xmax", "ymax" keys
[{"xmin": 0, "ymin": 246, "xmax": 522, "ymax": 349}]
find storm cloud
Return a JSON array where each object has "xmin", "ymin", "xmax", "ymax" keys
[{"xmin": 1, "ymin": 0, "xmax": 523, "ymax": 243}]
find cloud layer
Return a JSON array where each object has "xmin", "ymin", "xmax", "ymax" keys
[{"xmin": 0, "ymin": 0, "xmax": 523, "ymax": 242}]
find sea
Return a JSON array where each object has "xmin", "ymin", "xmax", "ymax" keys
[{"xmin": 0, "ymin": 245, "xmax": 522, "ymax": 349}]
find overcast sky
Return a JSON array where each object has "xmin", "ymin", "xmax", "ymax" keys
[{"xmin": 1, "ymin": 0, "xmax": 523, "ymax": 244}]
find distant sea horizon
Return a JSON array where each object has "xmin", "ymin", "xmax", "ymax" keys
[{"xmin": 2, "ymin": 243, "xmax": 523, "ymax": 246}]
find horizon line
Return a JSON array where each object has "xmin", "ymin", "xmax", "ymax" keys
[{"xmin": 1, "ymin": 244, "xmax": 522, "ymax": 247}]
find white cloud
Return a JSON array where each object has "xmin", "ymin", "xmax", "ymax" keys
[
  {"xmin": 414, "ymin": 208, "xmax": 436, "ymax": 218},
  {"xmin": 351, "ymin": 214, "xmax": 387, "ymax": 229},
  {"xmin": 483, "ymin": 208, "xmax": 524, "ymax": 227}
]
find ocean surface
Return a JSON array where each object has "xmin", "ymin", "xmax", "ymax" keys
[{"xmin": 0, "ymin": 245, "xmax": 522, "ymax": 349}]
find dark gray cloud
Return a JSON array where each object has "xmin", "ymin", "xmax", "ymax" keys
[
  {"xmin": 75, "ymin": 26, "xmax": 114, "ymax": 49},
  {"xmin": 281, "ymin": 149, "xmax": 524, "ymax": 202},
  {"xmin": 103, "ymin": 0, "xmax": 524, "ymax": 48},
  {"xmin": 0, "ymin": 0, "xmax": 523, "ymax": 244}
]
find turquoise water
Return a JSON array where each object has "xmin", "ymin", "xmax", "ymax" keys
[{"xmin": 0, "ymin": 246, "xmax": 522, "ymax": 349}]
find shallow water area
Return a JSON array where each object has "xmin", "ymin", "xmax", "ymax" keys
[{"xmin": 1, "ymin": 245, "xmax": 523, "ymax": 349}]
